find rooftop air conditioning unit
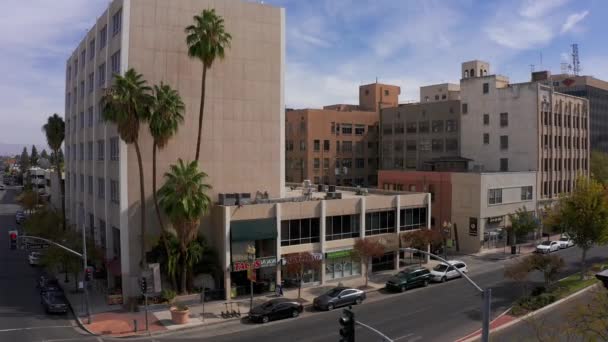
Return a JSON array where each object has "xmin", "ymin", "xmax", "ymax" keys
[
  {"xmin": 303, "ymin": 179, "xmax": 312, "ymax": 189},
  {"xmin": 218, "ymin": 193, "xmax": 237, "ymax": 206},
  {"xmin": 328, "ymin": 185, "xmax": 337, "ymax": 193},
  {"xmin": 236, "ymin": 193, "xmax": 251, "ymax": 205}
]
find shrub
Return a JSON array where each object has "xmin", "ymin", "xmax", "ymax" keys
[{"xmin": 161, "ymin": 289, "xmax": 177, "ymax": 303}]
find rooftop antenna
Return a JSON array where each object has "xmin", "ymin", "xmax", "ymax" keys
[
  {"xmin": 529, "ymin": 64, "xmax": 535, "ymax": 73},
  {"xmin": 571, "ymin": 43, "xmax": 581, "ymax": 76},
  {"xmin": 539, "ymin": 52, "xmax": 543, "ymax": 68},
  {"xmin": 560, "ymin": 62, "xmax": 570, "ymax": 75}
]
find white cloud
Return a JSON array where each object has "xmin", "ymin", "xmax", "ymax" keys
[
  {"xmin": 519, "ymin": 0, "xmax": 569, "ymax": 18},
  {"xmin": 288, "ymin": 28, "xmax": 331, "ymax": 48},
  {"xmin": 485, "ymin": 21, "xmax": 554, "ymax": 49},
  {"xmin": 561, "ymin": 10, "xmax": 589, "ymax": 34}
]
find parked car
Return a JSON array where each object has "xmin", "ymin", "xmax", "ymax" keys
[
  {"xmin": 248, "ymin": 298, "xmax": 303, "ymax": 323},
  {"xmin": 40, "ymin": 279, "xmax": 63, "ymax": 297},
  {"xmin": 385, "ymin": 266, "xmax": 431, "ymax": 292},
  {"xmin": 0, "ymin": 184, "xmax": 5, "ymax": 190},
  {"xmin": 430, "ymin": 260, "xmax": 468, "ymax": 282},
  {"xmin": 28, "ymin": 251, "xmax": 42, "ymax": 266},
  {"xmin": 558, "ymin": 236, "xmax": 574, "ymax": 249},
  {"xmin": 15, "ymin": 210, "xmax": 26, "ymax": 224},
  {"xmin": 41, "ymin": 291, "xmax": 68, "ymax": 314},
  {"xmin": 536, "ymin": 240, "xmax": 560, "ymax": 253},
  {"xmin": 313, "ymin": 287, "xmax": 366, "ymax": 311}
]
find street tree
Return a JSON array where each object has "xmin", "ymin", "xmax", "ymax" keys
[
  {"xmin": 283, "ymin": 252, "xmax": 323, "ymax": 299},
  {"xmin": 507, "ymin": 206, "xmax": 540, "ymax": 252},
  {"xmin": 504, "ymin": 258, "xmax": 533, "ymax": 297},
  {"xmin": 19, "ymin": 147, "xmax": 30, "ymax": 172},
  {"xmin": 42, "ymin": 114, "xmax": 66, "ymax": 231},
  {"xmin": 18, "ymin": 189, "xmax": 38, "ymax": 214},
  {"xmin": 353, "ymin": 239, "xmax": 385, "ymax": 288},
  {"xmin": 528, "ymin": 254, "xmax": 565, "ymax": 288},
  {"xmin": 30, "ymin": 145, "xmax": 38, "ymax": 166},
  {"xmin": 158, "ymin": 159, "xmax": 212, "ymax": 294},
  {"xmin": 548, "ymin": 176, "xmax": 608, "ymax": 279},
  {"xmin": 185, "ymin": 8, "xmax": 232, "ymax": 162},
  {"xmin": 40, "ymin": 149, "xmax": 49, "ymax": 160},
  {"xmin": 102, "ymin": 68, "xmax": 153, "ymax": 268},
  {"xmin": 591, "ymin": 150, "xmax": 608, "ymax": 187},
  {"xmin": 400, "ymin": 229, "xmax": 443, "ymax": 265}
]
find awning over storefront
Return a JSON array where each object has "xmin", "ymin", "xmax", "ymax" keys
[{"xmin": 230, "ymin": 218, "xmax": 277, "ymax": 242}]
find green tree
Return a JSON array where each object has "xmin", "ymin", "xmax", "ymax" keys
[
  {"xmin": 353, "ymin": 238, "xmax": 385, "ymax": 287},
  {"xmin": 504, "ymin": 258, "xmax": 532, "ymax": 297},
  {"xmin": 18, "ymin": 189, "xmax": 38, "ymax": 214},
  {"xmin": 507, "ymin": 206, "xmax": 540, "ymax": 252},
  {"xmin": 158, "ymin": 159, "xmax": 212, "ymax": 293},
  {"xmin": 549, "ymin": 177, "xmax": 608, "ymax": 279},
  {"xmin": 42, "ymin": 114, "xmax": 66, "ymax": 231},
  {"xmin": 19, "ymin": 147, "xmax": 30, "ymax": 173},
  {"xmin": 30, "ymin": 145, "xmax": 39, "ymax": 166},
  {"xmin": 40, "ymin": 149, "xmax": 49, "ymax": 160},
  {"xmin": 528, "ymin": 254, "xmax": 565, "ymax": 288},
  {"xmin": 185, "ymin": 8, "xmax": 232, "ymax": 161},
  {"xmin": 149, "ymin": 82, "xmax": 185, "ymax": 290},
  {"xmin": 591, "ymin": 150, "xmax": 608, "ymax": 187},
  {"xmin": 102, "ymin": 68, "xmax": 153, "ymax": 268}
]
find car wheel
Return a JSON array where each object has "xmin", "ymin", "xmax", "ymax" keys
[
  {"xmin": 400, "ymin": 285, "xmax": 406, "ymax": 292},
  {"xmin": 291, "ymin": 310, "xmax": 299, "ymax": 318},
  {"xmin": 327, "ymin": 303, "xmax": 334, "ymax": 311},
  {"xmin": 355, "ymin": 297, "xmax": 363, "ymax": 305},
  {"xmin": 261, "ymin": 316, "xmax": 269, "ymax": 324},
  {"xmin": 441, "ymin": 276, "xmax": 447, "ymax": 283},
  {"xmin": 423, "ymin": 279, "xmax": 429, "ymax": 287}
]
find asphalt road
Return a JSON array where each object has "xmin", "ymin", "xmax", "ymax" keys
[
  {"xmin": 138, "ymin": 242, "xmax": 608, "ymax": 342},
  {"xmin": 0, "ymin": 188, "xmax": 95, "ymax": 342}
]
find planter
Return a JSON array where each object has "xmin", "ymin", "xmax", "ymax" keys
[{"xmin": 170, "ymin": 306, "xmax": 190, "ymax": 324}]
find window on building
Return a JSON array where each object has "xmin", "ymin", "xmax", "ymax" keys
[
  {"xmin": 488, "ymin": 188, "xmax": 503, "ymax": 204},
  {"xmin": 89, "ymin": 39, "xmax": 95, "ymax": 60},
  {"xmin": 72, "ymin": 143, "xmax": 76, "ymax": 160},
  {"xmin": 87, "ymin": 107, "xmax": 94, "ymax": 127},
  {"xmin": 112, "ymin": 8, "xmax": 122, "ymax": 36},
  {"xmin": 365, "ymin": 210, "xmax": 396, "ymax": 236},
  {"xmin": 73, "ymin": 87, "xmax": 77, "ymax": 104},
  {"xmin": 483, "ymin": 114, "xmax": 489, "ymax": 125},
  {"xmin": 483, "ymin": 133, "xmax": 490, "ymax": 145},
  {"xmin": 431, "ymin": 120, "xmax": 444, "ymax": 133},
  {"xmin": 406, "ymin": 122, "xmax": 417, "ymax": 133},
  {"xmin": 500, "ymin": 158, "xmax": 508, "ymax": 171},
  {"xmin": 394, "ymin": 140, "xmax": 403, "ymax": 153},
  {"xmin": 342, "ymin": 141, "xmax": 352, "ymax": 153},
  {"xmin": 483, "ymin": 83, "xmax": 489, "ymax": 94},
  {"xmin": 313, "ymin": 139, "xmax": 320, "ymax": 151},
  {"xmin": 67, "ymin": 66, "xmax": 71, "ymax": 82},
  {"xmin": 299, "ymin": 140, "xmax": 306, "ymax": 151},
  {"xmin": 435, "ymin": 95, "xmax": 439, "ymax": 101},
  {"xmin": 445, "ymin": 138, "xmax": 458, "ymax": 151},
  {"xmin": 355, "ymin": 125, "xmax": 365, "ymax": 135},
  {"xmin": 462, "ymin": 103, "xmax": 468, "ymax": 114},
  {"xmin": 500, "ymin": 112, "xmax": 509, "ymax": 127},
  {"xmin": 342, "ymin": 158, "xmax": 353, "ymax": 168},
  {"xmin": 399, "ymin": 207, "xmax": 427, "ymax": 231},
  {"xmin": 432, "ymin": 139, "xmax": 443, "ymax": 152},
  {"xmin": 521, "ymin": 186, "xmax": 533, "ymax": 200},
  {"xmin": 111, "ymin": 50, "xmax": 121, "ymax": 75},
  {"xmin": 97, "ymin": 140, "xmax": 105, "ymax": 161},
  {"xmin": 446, "ymin": 120, "xmax": 457, "ymax": 132},
  {"xmin": 280, "ymin": 218, "xmax": 320, "ymax": 246},
  {"xmin": 336, "ymin": 141, "xmax": 340, "ymax": 152},
  {"xmin": 382, "ymin": 124, "xmax": 392, "ymax": 135},
  {"xmin": 418, "ymin": 121, "xmax": 429, "ymax": 133},
  {"xmin": 110, "ymin": 180, "xmax": 119, "ymax": 204},
  {"xmin": 323, "ymin": 158, "xmax": 329, "ymax": 169},
  {"xmin": 313, "ymin": 158, "xmax": 320, "ymax": 169},
  {"xmin": 80, "ymin": 81, "xmax": 85, "ymax": 98},
  {"xmin": 79, "ymin": 143, "xmax": 84, "ymax": 160},
  {"xmin": 99, "ymin": 25, "xmax": 107, "ymax": 50},
  {"xmin": 500, "ymin": 135, "xmax": 508, "ymax": 150},
  {"xmin": 356, "ymin": 158, "xmax": 365, "ymax": 169},
  {"xmin": 418, "ymin": 139, "xmax": 431, "ymax": 151},
  {"xmin": 74, "ymin": 59, "xmax": 78, "ymax": 76},
  {"xmin": 406, "ymin": 140, "xmax": 417, "ymax": 151},
  {"xmin": 341, "ymin": 123, "xmax": 353, "ymax": 135},
  {"xmin": 97, "ymin": 178, "xmax": 105, "ymax": 199},
  {"xmin": 326, "ymin": 214, "xmax": 360, "ymax": 241},
  {"xmin": 80, "ymin": 174, "xmax": 84, "ymax": 192},
  {"xmin": 110, "ymin": 137, "xmax": 119, "ymax": 161},
  {"xmin": 80, "ymin": 50, "xmax": 86, "ymax": 68},
  {"xmin": 88, "ymin": 73, "xmax": 94, "ymax": 93},
  {"xmin": 323, "ymin": 140, "xmax": 330, "ymax": 151},
  {"xmin": 98, "ymin": 63, "xmax": 106, "ymax": 87},
  {"xmin": 87, "ymin": 141, "xmax": 93, "ymax": 160},
  {"xmin": 384, "ymin": 89, "xmax": 389, "ymax": 96},
  {"xmin": 87, "ymin": 175, "xmax": 93, "ymax": 195}
]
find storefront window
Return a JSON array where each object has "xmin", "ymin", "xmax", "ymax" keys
[
  {"xmin": 325, "ymin": 250, "xmax": 361, "ymax": 280},
  {"xmin": 365, "ymin": 210, "xmax": 396, "ymax": 236},
  {"xmin": 371, "ymin": 252, "xmax": 395, "ymax": 272}
]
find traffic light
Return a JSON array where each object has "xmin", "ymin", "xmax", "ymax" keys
[
  {"xmin": 84, "ymin": 267, "xmax": 92, "ymax": 282},
  {"xmin": 9, "ymin": 231, "xmax": 17, "ymax": 250},
  {"xmin": 339, "ymin": 308, "xmax": 355, "ymax": 342},
  {"xmin": 140, "ymin": 277, "xmax": 147, "ymax": 294}
]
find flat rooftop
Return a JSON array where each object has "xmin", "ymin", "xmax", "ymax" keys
[{"xmin": 284, "ymin": 184, "xmax": 417, "ymax": 200}]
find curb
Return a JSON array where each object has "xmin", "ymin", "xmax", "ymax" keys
[
  {"xmin": 458, "ymin": 282, "xmax": 600, "ymax": 342},
  {"xmin": 57, "ymin": 282, "xmax": 101, "ymax": 337}
]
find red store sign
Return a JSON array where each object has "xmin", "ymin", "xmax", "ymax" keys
[{"xmin": 232, "ymin": 257, "xmax": 277, "ymax": 272}]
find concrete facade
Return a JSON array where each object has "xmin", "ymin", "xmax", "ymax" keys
[{"xmin": 63, "ymin": 0, "xmax": 285, "ymax": 297}]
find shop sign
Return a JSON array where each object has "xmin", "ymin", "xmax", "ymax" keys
[
  {"xmin": 284, "ymin": 252, "xmax": 323, "ymax": 264},
  {"xmin": 365, "ymin": 235, "xmax": 399, "ymax": 251},
  {"xmin": 469, "ymin": 217, "xmax": 478, "ymax": 236},
  {"xmin": 487, "ymin": 216, "xmax": 503, "ymax": 224},
  {"xmin": 326, "ymin": 250, "xmax": 353, "ymax": 259},
  {"xmin": 232, "ymin": 256, "xmax": 277, "ymax": 272}
]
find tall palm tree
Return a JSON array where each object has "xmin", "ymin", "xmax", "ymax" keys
[
  {"xmin": 149, "ymin": 83, "xmax": 185, "ymax": 289},
  {"xmin": 185, "ymin": 8, "xmax": 232, "ymax": 161},
  {"xmin": 102, "ymin": 68, "xmax": 152, "ymax": 268},
  {"xmin": 42, "ymin": 114, "xmax": 66, "ymax": 231},
  {"xmin": 158, "ymin": 159, "xmax": 212, "ymax": 293}
]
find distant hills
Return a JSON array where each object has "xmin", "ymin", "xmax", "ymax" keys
[{"xmin": 0, "ymin": 142, "xmax": 47, "ymax": 157}]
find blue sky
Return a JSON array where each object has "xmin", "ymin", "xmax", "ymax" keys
[{"xmin": 1, "ymin": 0, "xmax": 606, "ymax": 147}]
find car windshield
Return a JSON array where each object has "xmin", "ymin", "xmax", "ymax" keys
[
  {"xmin": 433, "ymin": 264, "xmax": 449, "ymax": 272},
  {"xmin": 560, "ymin": 237, "xmax": 569, "ymax": 241},
  {"xmin": 326, "ymin": 288, "xmax": 343, "ymax": 297},
  {"xmin": 540, "ymin": 241, "xmax": 551, "ymax": 245}
]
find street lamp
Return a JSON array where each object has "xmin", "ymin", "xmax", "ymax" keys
[
  {"xmin": 442, "ymin": 221, "xmax": 452, "ymax": 260},
  {"xmin": 247, "ymin": 245, "xmax": 256, "ymax": 310}
]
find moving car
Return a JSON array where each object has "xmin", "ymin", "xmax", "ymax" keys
[
  {"xmin": 41, "ymin": 291, "xmax": 68, "ymax": 314},
  {"xmin": 313, "ymin": 287, "xmax": 366, "ymax": 311},
  {"xmin": 248, "ymin": 298, "xmax": 303, "ymax": 323},
  {"xmin": 385, "ymin": 266, "xmax": 431, "ymax": 292},
  {"xmin": 557, "ymin": 236, "xmax": 574, "ymax": 249},
  {"xmin": 15, "ymin": 210, "xmax": 26, "ymax": 224},
  {"xmin": 28, "ymin": 251, "xmax": 42, "ymax": 266},
  {"xmin": 430, "ymin": 260, "xmax": 468, "ymax": 282},
  {"xmin": 0, "ymin": 184, "xmax": 5, "ymax": 190},
  {"xmin": 40, "ymin": 279, "xmax": 62, "ymax": 297},
  {"xmin": 536, "ymin": 240, "xmax": 560, "ymax": 253}
]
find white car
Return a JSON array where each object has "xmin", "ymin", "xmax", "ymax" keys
[
  {"xmin": 28, "ymin": 252, "xmax": 42, "ymax": 266},
  {"xmin": 0, "ymin": 184, "xmax": 5, "ymax": 190},
  {"xmin": 430, "ymin": 260, "xmax": 468, "ymax": 282},
  {"xmin": 557, "ymin": 236, "xmax": 574, "ymax": 249},
  {"xmin": 536, "ymin": 240, "xmax": 560, "ymax": 253}
]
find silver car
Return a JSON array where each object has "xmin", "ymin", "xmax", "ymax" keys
[{"xmin": 313, "ymin": 287, "xmax": 366, "ymax": 311}]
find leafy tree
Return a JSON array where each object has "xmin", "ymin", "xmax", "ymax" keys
[
  {"xmin": 103, "ymin": 68, "xmax": 153, "ymax": 268},
  {"xmin": 548, "ymin": 176, "xmax": 608, "ymax": 279},
  {"xmin": 158, "ymin": 159, "xmax": 212, "ymax": 293},
  {"xmin": 353, "ymin": 239, "xmax": 385, "ymax": 288},
  {"xmin": 18, "ymin": 189, "xmax": 38, "ymax": 214},
  {"xmin": 400, "ymin": 229, "xmax": 443, "ymax": 265},
  {"xmin": 185, "ymin": 8, "xmax": 232, "ymax": 161},
  {"xmin": 283, "ymin": 252, "xmax": 322, "ymax": 299},
  {"xmin": 30, "ymin": 145, "xmax": 38, "ymax": 166},
  {"xmin": 42, "ymin": 114, "xmax": 66, "ymax": 231},
  {"xmin": 19, "ymin": 147, "xmax": 30, "ymax": 172},
  {"xmin": 528, "ymin": 254, "xmax": 565, "ymax": 288},
  {"xmin": 591, "ymin": 150, "xmax": 608, "ymax": 187},
  {"xmin": 507, "ymin": 206, "xmax": 540, "ymax": 251},
  {"xmin": 504, "ymin": 258, "xmax": 533, "ymax": 297}
]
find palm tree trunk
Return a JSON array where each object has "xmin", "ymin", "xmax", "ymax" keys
[
  {"xmin": 195, "ymin": 66, "xmax": 207, "ymax": 161},
  {"xmin": 181, "ymin": 250, "xmax": 188, "ymax": 294},
  {"xmin": 133, "ymin": 141, "xmax": 147, "ymax": 269},
  {"xmin": 55, "ymin": 149, "xmax": 66, "ymax": 231}
]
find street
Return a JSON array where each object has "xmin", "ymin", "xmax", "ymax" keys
[{"xmin": 0, "ymin": 188, "xmax": 95, "ymax": 342}]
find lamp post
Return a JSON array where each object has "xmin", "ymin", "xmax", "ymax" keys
[
  {"xmin": 247, "ymin": 245, "xmax": 256, "ymax": 310},
  {"xmin": 442, "ymin": 221, "xmax": 452, "ymax": 260}
]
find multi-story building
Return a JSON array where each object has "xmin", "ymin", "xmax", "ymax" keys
[
  {"xmin": 64, "ymin": 0, "xmax": 285, "ymax": 297},
  {"xmin": 285, "ymin": 83, "xmax": 400, "ymax": 187},
  {"xmin": 459, "ymin": 60, "xmax": 590, "ymax": 204},
  {"xmin": 380, "ymin": 84, "xmax": 462, "ymax": 171},
  {"xmin": 533, "ymin": 72, "xmax": 608, "ymax": 153}
]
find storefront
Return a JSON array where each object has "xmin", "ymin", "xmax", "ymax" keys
[
  {"xmin": 324, "ymin": 249, "xmax": 361, "ymax": 280},
  {"xmin": 281, "ymin": 252, "xmax": 323, "ymax": 287},
  {"xmin": 484, "ymin": 215, "xmax": 506, "ymax": 249},
  {"xmin": 366, "ymin": 234, "xmax": 399, "ymax": 273}
]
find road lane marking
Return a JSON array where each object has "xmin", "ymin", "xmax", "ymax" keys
[
  {"xmin": 393, "ymin": 333, "xmax": 414, "ymax": 340},
  {"xmin": 0, "ymin": 325, "xmax": 73, "ymax": 333}
]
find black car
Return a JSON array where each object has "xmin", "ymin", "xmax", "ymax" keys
[
  {"xmin": 313, "ymin": 287, "xmax": 366, "ymax": 311},
  {"xmin": 41, "ymin": 291, "xmax": 68, "ymax": 314},
  {"xmin": 248, "ymin": 298, "xmax": 303, "ymax": 323},
  {"xmin": 385, "ymin": 266, "xmax": 431, "ymax": 292},
  {"xmin": 40, "ymin": 279, "xmax": 63, "ymax": 297}
]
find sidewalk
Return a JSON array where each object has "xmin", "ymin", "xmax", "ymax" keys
[{"xmin": 453, "ymin": 233, "xmax": 562, "ymax": 261}]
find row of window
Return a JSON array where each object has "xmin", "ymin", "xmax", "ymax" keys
[
  {"xmin": 542, "ymin": 180, "xmax": 573, "ymax": 197},
  {"xmin": 542, "ymin": 112, "xmax": 587, "ymax": 129},
  {"xmin": 67, "ymin": 100, "xmax": 107, "ymax": 133},
  {"xmin": 384, "ymin": 120, "xmax": 458, "ymax": 135},
  {"xmin": 383, "ymin": 138, "xmax": 458, "ymax": 153},
  {"xmin": 542, "ymin": 158, "xmax": 588, "ymax": 172},
  {"xmin": 67, "ymin": 9, "xmax": 121, "ymax": 82},
  {"xmin": 66, "ymin": 137, "xmax": 119, "ymax": 162},
  {"xmin": 330, "ymin": 123, "xmax": 368, "ymax": 136},
  {"xmin": 313, "ymin": 158, "xmax": 368, "ymax": 169},
  {"xmin": 488, "ymin": 186, "xmax": 533, "ymax": 205},
  {"xmin": 482, "ymin": 112, "xmax": 509, "ymax": 127},
  {"xmin": 481, "ymin": 134, "xmax": 509, "ymax": 149},
  {"xmin": 66, "ymin": 51, "xmax": 120, "ymax": 112},
  {"xmin": 542, "ymin": 134, "xmax": 588, "ymax": 150},
  {"xmin": 67, "ymin": 172, "xmax": 119, "ymax": 204}
]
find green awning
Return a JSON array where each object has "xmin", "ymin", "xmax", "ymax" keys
[{"xmin": 230, "ymin": 218, "xmax": 277, "ymax": 242}]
